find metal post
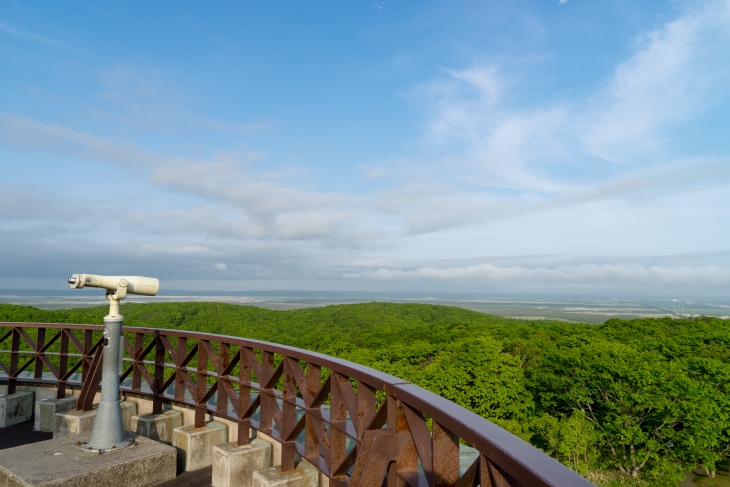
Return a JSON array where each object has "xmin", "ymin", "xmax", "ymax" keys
[{"xmin": 81, "ymin": 313, "xmax": 133, "ymax": 452}]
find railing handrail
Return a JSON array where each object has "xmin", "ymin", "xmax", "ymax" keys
[{"xmin": 0, "ymin": 321, "xmax": 596, "ymax": 487}]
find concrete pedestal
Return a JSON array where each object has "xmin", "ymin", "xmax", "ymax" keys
[
  {"xmin": 53, "ymin": 408, "xmax": 98, "ymax": 438},
  {"xmin": 173, "ymin": 421, "xmax": 228, "ymax": 472},
  {"xmin": 213, "ymin": 439, "xmax": 273, "ymax": 487},
  {"xmin": 52, "ymin": 401, "xmax": 137, "ymax": 438},
  {"xmin": 0, "ymin": 432, "xmax": 176, "ymax": 487},
  {"xmin": 253, "ymin": 462, "xmax": 319, "ymax": 487},
  {"xmin": 0, "ymin": 391, "xmax": 34, "ymax": 428},
  {"xmin": 120, "ymin": 401, "xmax": 138, "ymax": 431},
  {"xmin": 131, "ymin": 410, "xmax": 182, "ymax": 444},
  {"xmin": 35, "ymin": 396, "xmax": 79, "ymax": 432}
]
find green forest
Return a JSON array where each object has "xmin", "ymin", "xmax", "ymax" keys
[{"xmin": 1, "ymin": 302, "xmax": 729, "ymax": 487}]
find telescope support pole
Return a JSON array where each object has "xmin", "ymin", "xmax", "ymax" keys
[{"xmin": 81, "ymin": 301, "xmax": 133, "ymax": 452}]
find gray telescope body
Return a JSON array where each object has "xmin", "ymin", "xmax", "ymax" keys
[
  {"xmin": 68, "ymin": 274, "xmax": 159, "ymax": 452},
  {"xmin": 68, "ymin": 274, "xmax": 159, "ymax": 296}
]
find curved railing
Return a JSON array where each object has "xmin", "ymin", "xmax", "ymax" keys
[{"xmin": 0, "ymin": 322, "xmax": 595, "ymax": 487}]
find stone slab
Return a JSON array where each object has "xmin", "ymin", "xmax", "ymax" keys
[
  {"xmin": 173, "ymin": 421, "xmax": 228, "ymax": 472},
  {"xmin": 253, "ymin": 462, "xmax": 319, "ymax": 487},
  {"xmin": 0, "ymin": 392, "xmax": 34, "ymax": 428},
  {"xmin": 213, "ymin": 439, "xmax": 272, "ymax": 487},
  {"xmin": 131, "ymin": 410, "xmax": 182, "ymax": 444},
  {"xmin": 0, "ymin": 432, "xmax": 176, "ymax": 487},
  {"xmin": 35, "ymin": 396, "xmax": 79, "ymax": 432}
]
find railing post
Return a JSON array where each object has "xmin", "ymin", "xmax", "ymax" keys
[
  {"xmin": 153, "ymin": 334, "xmax": 165, "ymax": 414},
  {"xmin": 259, "ymin": 350, "xmax": 273, "ymax": 432},
  {"xmin": 8, "ymin": 328, "xmax": 19, "ymax": 395},
  {"xmin": 82, "ymin": 329, "xmax": 93, "ymax": 381},
  {"xmin": 217, "ymin": 342, "xmax": 229, "ymax": 417},
  {"xmin": 132, "ymin": 333, "xmax": 143, "ymax": 392},
  {"xmin": 433, "ymin": 422, "xmax": 459, "ymax": 487},
  {"xmin": 237, "ymin": 347, "xmax": 251, "ymax": 445},
  {"xmin": 281, "ymin": 356, "xmax": 297, "ymax": 471},
  {"xmin": 33, "ymin": 328, "xmax": 45, "ymax": 380},
  {"xmin": 57, "ymin": 329, "xmax": 69, "ymax": 399},
  {"xmin": 330, "ymin": 373, "xmax": 348, "ymax": 477},
  {"xmin": 195, "ymin": 341, "xmax": 207, "ymax": 427},
  {"xmin": 396, "ymin": 400, "xmax": 418, "ymax": 487},
  {"xmin": 175, "ymin": 336, "xmax": 187, "ymax": 401}
]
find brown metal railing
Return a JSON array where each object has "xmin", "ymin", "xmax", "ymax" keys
[{"xmin": 0, "ymin": 322, "xmax": 595, "ymax": 487}]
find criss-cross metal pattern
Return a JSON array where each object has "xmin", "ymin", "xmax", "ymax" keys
[{"xmin": 0, "ymin": 322, "xmax": 595, "ymax": 487}]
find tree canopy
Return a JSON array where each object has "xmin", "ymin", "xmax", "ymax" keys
[{"xmin": 1, "ymin": 302, "xmax": 728, "ymax": 485}]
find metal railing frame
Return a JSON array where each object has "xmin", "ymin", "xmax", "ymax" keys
[{"xmin": 0, "ymin": 322, "xmax": 595, "ymax": 487}]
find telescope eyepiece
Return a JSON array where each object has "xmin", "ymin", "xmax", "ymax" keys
[{"xmin": 68, "ymin": 277, "xmax": 77, "ymax": 285}]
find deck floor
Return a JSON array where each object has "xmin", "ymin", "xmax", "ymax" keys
[{"xmin": 0, "ymin": 419, "xmax": 212, "ymax": 487}]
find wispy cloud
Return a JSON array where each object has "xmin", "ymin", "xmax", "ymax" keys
[
  {"xmin": 0, "ymin": 20, "xmax": 60, "ymax": 47},
  {"xmin": 408, "ymin": 0, "xmax": 730, "ymax": 191}
]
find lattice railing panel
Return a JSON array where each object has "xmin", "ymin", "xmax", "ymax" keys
[{"xmin": 0, "ymin": 322, "xmax": 594, "ymax": 487}]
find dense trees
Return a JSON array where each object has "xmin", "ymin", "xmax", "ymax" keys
[{"xmin": 1, "ymin": 302, "xmax": 728, "ymax": 485}]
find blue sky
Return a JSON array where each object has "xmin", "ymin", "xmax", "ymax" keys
[{"xmin": 1, "ymin": 0, "xmax": 729, "ymax": 295}]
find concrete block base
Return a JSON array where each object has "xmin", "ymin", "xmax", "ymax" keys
[
  {"xmin": 53, "ymin": 408, "xmax": 97, "ymax": 438},
  {"xmin": 52, "ymin": 401, "xmax": 137, "ymax": 438},
  {"xmin": 173, "ymin": 421, "xmax": 228, "ymax": 472},
  {"xmin": 0, "ymin": 432, "xmax": 176, "ymax": 487},
  {"xmin": 120, "ymin": 401, "xmax": 138, "ymax": 431},
  {"xmin": 213, "ymin": 439, "xmax": 273, "ymax": 487},
  {"xmin": 253, "ymin": 462, "xmax": 319, "ymax": 487},
  {"xmin": 0, "ymin": 391, "xmax": 34, "ymax": 428},
  {"xmin": 131, "ymin": 410, "xmax": 182, "ymax": 444},
  {"xmin": 35, "ymin": 396, "xmax": 79, "ymax": 432}
]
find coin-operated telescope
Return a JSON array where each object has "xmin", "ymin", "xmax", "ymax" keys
[{"xmin": 68, "ymin": 274, "xmax": 159, "ymax": 452}]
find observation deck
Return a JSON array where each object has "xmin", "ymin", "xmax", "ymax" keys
[{"xmin": 1, "ymin": 322, "xmax": 595, "ymax": 487}]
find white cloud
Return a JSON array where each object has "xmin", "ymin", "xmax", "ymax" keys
[
  {"xmin": 410, "ymin": 0, "xmax": 730, "ymax": 192},
  {"xmin": 583, "ymin": 0, "xmax": 730, "ymax": 162},
  {"xmin": 345, "ymin": 264, "xmax": 730, "ymax": 286}
]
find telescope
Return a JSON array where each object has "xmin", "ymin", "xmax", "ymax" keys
[
  {"xmin": 68, "ymin": 274, "xmax": 159, "ymax": 317},
  {"xmin": 68, "ymin": 273, "xmax": 159, "ymax": 453}
]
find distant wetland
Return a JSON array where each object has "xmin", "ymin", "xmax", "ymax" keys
[{"xmin": 1, "ymin": 290, "xmax": 728, "ymax": 323}]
